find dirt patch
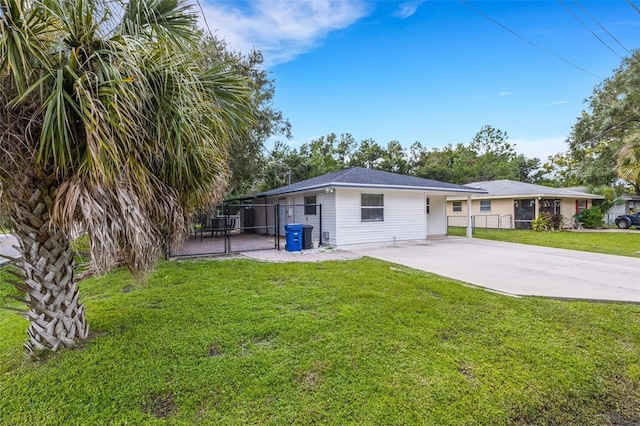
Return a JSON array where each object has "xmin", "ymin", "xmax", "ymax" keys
[
  {"xmin": 299, "ymin": 361, "xmax": 326, "ymax": 393},
  {"xmin": 143, "ymin": 392, "xmax": 177, "ymax": 419},
  {"xmin": 208, "ymin": 344, "xmax": 223, "ymax": 357},
  {"xmin": 456, "ymin": 360, "xmax": 476, "ymax": 382}
]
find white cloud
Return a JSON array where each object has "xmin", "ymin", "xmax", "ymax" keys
[
  {"xmin": 498, "ymin": 91, "xmax": 515, "ymax": 96},
  {"xmin": 199, "ymin": 0, "xmax": 370, "ymax": 67},
  {"xmin": 510, "ymin": 136, "xmax": 567, "ymax": 160},
  {"xmin": 547, "ymin": 100, "xmax": 567, "ymax": 106},
  {"xmin": 393, "ymin": 1, "xmax": 425, "ymax": 19}
]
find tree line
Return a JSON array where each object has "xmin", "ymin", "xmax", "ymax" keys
[
  {"xmin": 243, "ymin": 49, "xmax": 640, "ymax": 197},
  {"xmin": 257, "ymin": 126, "xmax": 544, "ymax": 191}
]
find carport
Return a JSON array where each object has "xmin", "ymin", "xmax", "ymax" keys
[{"xmin": 351, "ymin": 238, "xmax": 640, "ymax": 302}]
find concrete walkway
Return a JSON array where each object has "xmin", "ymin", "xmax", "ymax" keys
[
  {"xmin": 351, "ymin": 238, "xmax": 640, "ymax": 303},
  {"xmin": 242, "ymin": 246, "xmax": 361, "ymax": 263}
]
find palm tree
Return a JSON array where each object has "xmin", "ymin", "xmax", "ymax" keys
[
  {"xmin": 617, "ymin": 131, "xmax": 640, "ymax": 194},
  {"xmin": 0, "ymin": 0, "xmax": 252, "ymax": 354}
]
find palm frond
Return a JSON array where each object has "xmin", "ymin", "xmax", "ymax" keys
[
  {"xmin": 0, "ymin": 0, "xmax": 53, "ymax": 92},
  {"xmin": 120, "ymin": 0, "xmax": 197, "ymax": 45}
]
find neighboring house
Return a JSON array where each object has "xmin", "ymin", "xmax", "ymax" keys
[
  {"xmin": 563, "ymin": 186, "xmax": 640, "ymax": 225},
  {"xmin": 447, "ymin": 180, "xmax": 603, "ymax": 229},
  {"xmin": 604, "ymin": 194, "xmax": 640, "ymax": 225},
  {"xmin": 239, "ymin": 167, "xmax": 486, "ymax": 248},
  {"xmin": 613, "ymin": 194, "xmax": 640, "ymax": 214}
]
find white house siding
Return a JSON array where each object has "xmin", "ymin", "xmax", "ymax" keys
[
  {"xmin": 286, "ymin": 191, "xmax": 336, "ymax": 246},
  {"xmin": 317, "ymin": 192, "xmax": 337, "ymax": 246},
  {"xmin": 334, "ymin": 188, "xmax": 428, "ymax": 247},
  {"xmin": 249, "ymin": 193, "xmax": 336, "ymax": 246},
  {"xmin": 427, "ymin": 195, "xmax": 447, "ymax": 236}
]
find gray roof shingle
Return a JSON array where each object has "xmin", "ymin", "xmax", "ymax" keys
[
  {"xmin": 241, "ymin": 167, "xmax": 486, "ymax": 199},
  {"xmin": 463, "ymin": 179, "xmax": 603, "ymax": 199}
]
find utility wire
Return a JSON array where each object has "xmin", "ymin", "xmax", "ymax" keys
[
  {"xmin": 558, "ymin": 0, "xmax": 623, "ymax": 59},
  {"xmin": 459, "ymin": 0, "xmax": 602, "ymax": 80},
  {"xmin": 574, "ymin": 0, "xmax": 631, "ymax": 56},
  {"xmin": 628, "ymin": 0, "xmax": 640, "ymax": 15}
]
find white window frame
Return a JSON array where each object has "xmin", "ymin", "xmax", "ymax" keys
[
  {"xmin": 304, "ymin": 195, "xmax": 317, "ymax": 216},
  {"xmin": 480, "ymin": 200, "xmax": 491, "ymax": 212},
  {"xmin": 361, "ymin": 194, "xmax": 384, "ymax": 222},
  {"xmin": 452, "ymin": 201, "xmax": 462, "ymax": 212}
]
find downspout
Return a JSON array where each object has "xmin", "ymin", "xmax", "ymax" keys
[{"xmin": 319, "ymin": 204, "xmax": 323, "ymax": 246}]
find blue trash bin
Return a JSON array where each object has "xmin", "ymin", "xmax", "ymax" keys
[{"xmin": 285, "ymin": 224, "xmax": 303, "ymax": 252}]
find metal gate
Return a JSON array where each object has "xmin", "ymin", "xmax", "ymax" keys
[{"xmin": 168, "ymin": 203, "xmax": 279, "ymax": 258}]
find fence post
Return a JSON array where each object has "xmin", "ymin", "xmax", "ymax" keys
[
  {"xmin": 224, "ymin": 203, "xmax": 231, "ymax": 254},
  {"xmin": 275, "ymin": 204, "xmax": 280, "ymax": 250}
]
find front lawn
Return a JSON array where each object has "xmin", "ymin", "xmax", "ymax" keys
[
  {"xmin": 1, "ymin": 258, "xmax": 639, "ymax": 425},
  {"xmin": 448, "ymin": 227, "xmax": 640, "ymax": 257}
]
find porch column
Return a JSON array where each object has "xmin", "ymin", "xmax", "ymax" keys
[{"xmin": 466, "ymin": 195, "xmax": 473, "ymax": 238}]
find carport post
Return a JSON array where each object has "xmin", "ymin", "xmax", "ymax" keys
[{"xmin": 466, "ymin": 195, "xmax": 473, "ymax": 238}]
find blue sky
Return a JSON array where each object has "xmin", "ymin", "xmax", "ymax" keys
[{"xmin": 199, "ymin": 1, "xmax": 640, "ymax": 160}]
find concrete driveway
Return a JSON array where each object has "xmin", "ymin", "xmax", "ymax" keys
[{"xmin": 351, "ymin": 238, "xmax": 640, "ymax": 303}]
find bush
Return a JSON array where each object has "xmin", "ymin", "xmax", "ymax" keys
[
  {"xmin": 574, "ymin": 207, "xmax": 604, "ymax": 229},
  {"xmin": 550, "ymin": 213, "xmax": 564, "ymax": 230},
  {"xmin": 532, "ymin": 213, "xmax": 564, "ymax": 232},
  {"xmin": 532, "ymin": 213, "xmax": 551, "ymax": 231}
]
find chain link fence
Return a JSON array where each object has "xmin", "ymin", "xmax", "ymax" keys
[{"xmin": 168, "ymin": 204, "xmax": 279, "ymax": 258}]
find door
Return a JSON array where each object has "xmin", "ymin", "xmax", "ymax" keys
[{"xmin": 514, "ymin": 199, "xmax": 535, "ymax": 229}]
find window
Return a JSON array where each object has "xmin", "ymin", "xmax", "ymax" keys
[
  {"xmin": 426, "ymin": 197, "xmax": 430, "ymax": 215},
  {"xmin": 480, "ymin": 200, "xmax": 491, "ymax": 212},
  {"xmin": 304, "ymin": 195, "xmax": 317, "ymax": 215},
  {"xmin": 577, "ymin": 200, "xmax": 587, "ymax": 213},
  {"xmin": 361, "ymin": 194, "xmax": 384, "ymax": 222},
  {"xmin": 452, "ymin": 201, "xmax": 462, "ymax": 212}
]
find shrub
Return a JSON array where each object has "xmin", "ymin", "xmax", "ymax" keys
[
  {"xmin": 532, "ymin": 213, "xmax": 564, "ymax": 232},
  {"xmin": 550, "ymin": 213, "xmax": 564, "ymax": 230},
  {"xmin": 574, "ymin": 207, "xmax": 604, "ymax": 229},
  {"xmin": 532, "ymin": 213, "xmax": 551, "ymax": 232}
]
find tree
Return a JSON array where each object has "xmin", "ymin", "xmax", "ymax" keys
[
  {"xmin": 410, "ymin": 143, "xmax": 473, "ymax": 184},
  {"xmin": 378, "ymin": 141, "xmax": 409, "ymax": 174},
  {"xmin": 567, "ymin": 50, "xmax": 640, "ymax": 187},
  {"xmin": 195, "ymin": 37, "xmax": 291, "ymax": 196},
  {"xmin": 616, "ymin": 131, "xmax": 640, "ymax": 194},
  {"xmin": 349, "ymin": 139, "xmax": 386, "ymax": 169},
  {"xmin": 539, "ymin": 153, "xmax": 582, "ymax": 187},
  {"xmin": 410, "ymin": 126, "xmax": 542, "ymax": 184},
  {"xmin": 0, "ymin": 0, "xmax": 253, "ymax": 354},
  {"xmin": 466, "ymin": 125, "xmax": 520, "ymax": 182}
]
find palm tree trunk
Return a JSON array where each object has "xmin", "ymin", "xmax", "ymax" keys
[{"xmin": 11, "ymin": 183, "xmax": 88, "ymax": 355}]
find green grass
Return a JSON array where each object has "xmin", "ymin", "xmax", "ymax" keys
[
  {"xmin": 448, "ymin": 227, "xmax": 640, "ymax": 257},
  {"xmin": 1, "ymin": 258, "xmax": 639, "ymax": 425}
]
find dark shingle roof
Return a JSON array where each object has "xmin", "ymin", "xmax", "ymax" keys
[{"xmin": 240, "ymin": 167, "xmax": 486, "ymax": 199}]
